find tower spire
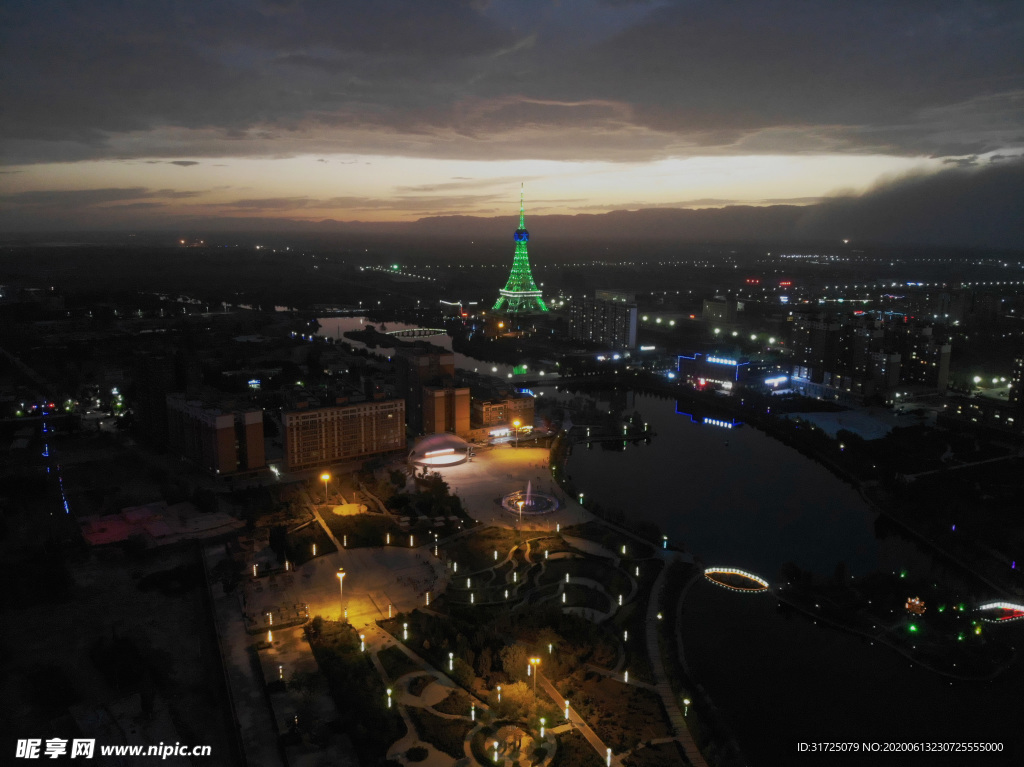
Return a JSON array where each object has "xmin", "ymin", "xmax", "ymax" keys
[{"xmin": 493, "ymin": 184, "xmax": 548, "ymax": 314}]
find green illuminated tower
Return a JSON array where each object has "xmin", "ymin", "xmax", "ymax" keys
[{"xmin": 493, "ymin": 186, "xmax": 548, "ymax": 314}]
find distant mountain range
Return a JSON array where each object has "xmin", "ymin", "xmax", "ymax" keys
[{"xmin": 186, "ymin": 159, "xmax": 1023, "ymax": 250}]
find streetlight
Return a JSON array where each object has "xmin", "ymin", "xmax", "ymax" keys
[
  {"xmin": 513, "ymin": 419, "xmax": 521, "ymax": 446},
  {"xmin": 683, "ymin": 698, "xmax": 691, "ymax": 716},
  {"xmin": 540, "ymin": 717, "xmax": 545, "ymax": 738},
  {"xmin": 517, "ymin": 500, "xmax": 524, "ymax": 529},
  {"xmin": 496, "ymin": 685, "xmax": 501, "ymax": 703},
  {"xmin": 529, "ymin": 657, "xmax": 541, "ymax": 694},
  {"xmin": 449, "ymin": 652, "xmax": 454, "ymax": 671},
  {"xmin": 564, "ymin": 699, "xmax": 569, "ymax": 721},
  {"xmin": 387, "ymin": 688, "xmax": 392, "ymax": 708},
  {"xmin": 337, "ymin": 568, "xmax": 346, "ymax": 619},
  {"xmin": 321, "ymin": 472, "xmax": 331, "ymax": 504}
]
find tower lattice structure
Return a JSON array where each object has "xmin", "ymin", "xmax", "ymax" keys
[{"xmin": 493, "ymin": 186, "xmax": 548, "ymax": 314}]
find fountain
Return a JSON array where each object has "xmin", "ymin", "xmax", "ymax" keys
[{"xmin": 501, "ymin": 480, "xmax": 559, "ymax": 517}]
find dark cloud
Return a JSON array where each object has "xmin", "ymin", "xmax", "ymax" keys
[
  {"xmin": 942, "ymin": 156, "xmax": 979, "ymax": 168},
  {"xmin": 220, "ymin": 197, "xmax": 313, "ymax": 210},
  {"xmin": 795, "ymin": 158, "xmax": 1024, "ymax": 249},
  {"xmin": 169, "ymin": 160, "xmax": 200, "ymax": 167},
  {"xmin": 0, "ymin": 0, "xmax": 1019, "ymax": 165},
  {"xmin": 0, "ymin": 187, "xmax": 201, "ymax": 207},
  {"xmin": 2, "ymin": 187, "xmax": 153, "ymax": 206}
]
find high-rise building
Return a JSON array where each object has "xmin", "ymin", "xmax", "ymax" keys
[
  {"xmin": 891, "ymin": 325, "xmax": 951, "ymax": 390},
  {"xmin": 282, "ymin": 398, "xmax": 405, "ymax": 471},
  {"xmin": 131, "ymin": 351, "xmax": 200, "ymax": 447},
  {"xmin": 423, "ymin": 384, "xmax": 471, "ymax": 437},
  {"xmin": 394, "ymin": 344, "xmax": 456, "ymax": 434},
  {"xmin": 493, "ymin": 186, "xmax": 548, "ymax": 314},
  {"xmin": 1009, "ymin": 353, "xmax": 1023, "ymax": 408},
  {"xmin": 702, "ymin": 297, "xmax": 738, "ymax": 325},
  {"xmin": 471, "ymin": 391, "xmax": 535, "ymax": 429},
  {"xmin": 790, "ymin": 312, "xmax": 841, "ymax": 383},
  {"xmin": 166, "ymin": 393, "xmax": 265, "ymax": 476},
  {"xmin": 569, "ymin": 290, "xmax": 638, "ymax": 349}
]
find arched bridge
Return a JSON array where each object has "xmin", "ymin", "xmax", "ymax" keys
[{"xmin": 385, "ymin": 328, "xmax": 448, "ymax": 338}]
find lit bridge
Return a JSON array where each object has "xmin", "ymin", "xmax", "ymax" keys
[
  {"xmin": 385, "ymin": 328, "xmax": 448, "ymax": 338},
  {"xmin": 704, "ymin": 567, "xmax": 770, "ymax": 593},
  {"xmin": 977, "ymin": 601, "xmax": 1024, "ymax": 622}
]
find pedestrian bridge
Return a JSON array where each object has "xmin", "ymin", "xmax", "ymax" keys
[
  {"xmin": 385, "ymin": 328, "xmax": 447, "ymax": 338},
  {"xmin": 704, "ymin": 567, "xmax": 770, "ymax": 592}
]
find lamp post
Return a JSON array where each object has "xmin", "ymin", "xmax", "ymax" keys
[
  {"xmin": 513, "ymin": 419, "xmax": 521, "ymax": 446},
  {"xmin": 540, "ymin": 717, "xmax": 545, "ymax": 738},
  {"xmin": 683, "ymin": 698, "xmax": 691, "ymax": 716},
  {"xmin": 336, "ymin": 568, "xmax": 345, "ymax": 620},
  {"xmin": 321, "ymin": 472, "xmax": 331, "ymax": 504},
  {"xmin": 517, "ymin": 500, "xmax": 524, "ymax": 530},
  {"xmin": 529, "ymin": 657, "xmax": 541, "ymax": 694}
]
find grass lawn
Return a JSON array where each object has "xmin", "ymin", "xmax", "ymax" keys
[
  {"xmin": 563, "ymin": 583, "xmax": 610, "ymax": 613},
  {"xmin": 407, "ymin": 674, "xmax": 434, "ymax": 697},
  {"xmin": 378, "ymin": 645, "xmax": 422, "ymax": 682},
  {"xmin": 550, "ymin": 730, "xmax": 604, "ymax": 767},
  {"xmin": 443, "ymin": 527, "xmax": 528, "ymax": 572},
  {"xmin": 538, "ymin": 558, "xmax": 632, "ymax": 599},
  {"xmin": 559, "ymin": 673, "xmax": 671, "ymax": 753},
  {"xmin": 407, "ymin": 707, "xmax": 474, "ymax": 759},
  {"xmin": 307, "ymin": 620, "xmax": 406, "ymax": 761},
  {"xmin": 321, "ymin": 512, "xmax": 395, "ymax": 548},
  {"xmin": 432, "ymin": 688, "xmax": 473, "ymax": 716},
  {"xmin": 286, "ymin": 522, "xmax": 336, "ymax": 565},
  {"xmin": 623, "ymin": 741, "xmax": 691, "ymax": 767}
]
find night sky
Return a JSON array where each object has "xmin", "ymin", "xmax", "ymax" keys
[{"xmin": 1, "ymin": 0, "xmax": 1022, "ymax": 238}]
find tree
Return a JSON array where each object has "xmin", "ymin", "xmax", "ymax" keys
[
  {"xmin": 389, "ymin": 469, "xmax": 407, "ymax": 491},
  {"xmin": 499, "ymin": 645, "xmax": 531, "ymax": 684},
  {"xmin": 490, "ymin": 681, "xmax": 533, "ymax": 722},
  {"xmin": 475, "ymin": 646, "xmax": 493, "ymax": 679},
  {"xmin": 451, "ymin": 658, "xmax": 475, "ymax": 689}
]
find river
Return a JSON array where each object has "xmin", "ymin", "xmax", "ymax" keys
[
  {"xmin": 315, "ymin": 316, "xmax": 520, "ymax": 379},
  {"xmin": 561, "ymin": 391, "xmax": 1023, "ymax": 766}
]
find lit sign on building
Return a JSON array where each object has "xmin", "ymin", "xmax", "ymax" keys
[
  {"xmin": 707, "ymin": 357, "xmax": 738, "ymax": 366},
  {"xmin": 764, "ymin": 376, "xmax": 788, "ymax": 387},
  {"xmin": 703, "ymin": 418, "xmax": 735, "ymax": 429}
]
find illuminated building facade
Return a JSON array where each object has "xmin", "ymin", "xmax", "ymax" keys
[
  {"xmin": 677, "ymin": 353, "xmax": 752, "ymax": 390},
  {"xmin": 423, "ymin": 384, "xmax": 471, "ymax": 437},
  {"xmin": 166, "ymin": 393, "xmax": 265, "ymax": 476},
  {"xmin": 569, "ymin": 290, "xmax": 638, "ymax": 349},
  {"xmin": 395, "ymin": 345, "xmax": 456, "ymax": 434},
  {"xmin": 283, "ymin": 398, "xmax": 405, "ymax": 470},
  {"xmin": 493, "ymin": 186, "xmax": 548, "ymax": 314}
]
